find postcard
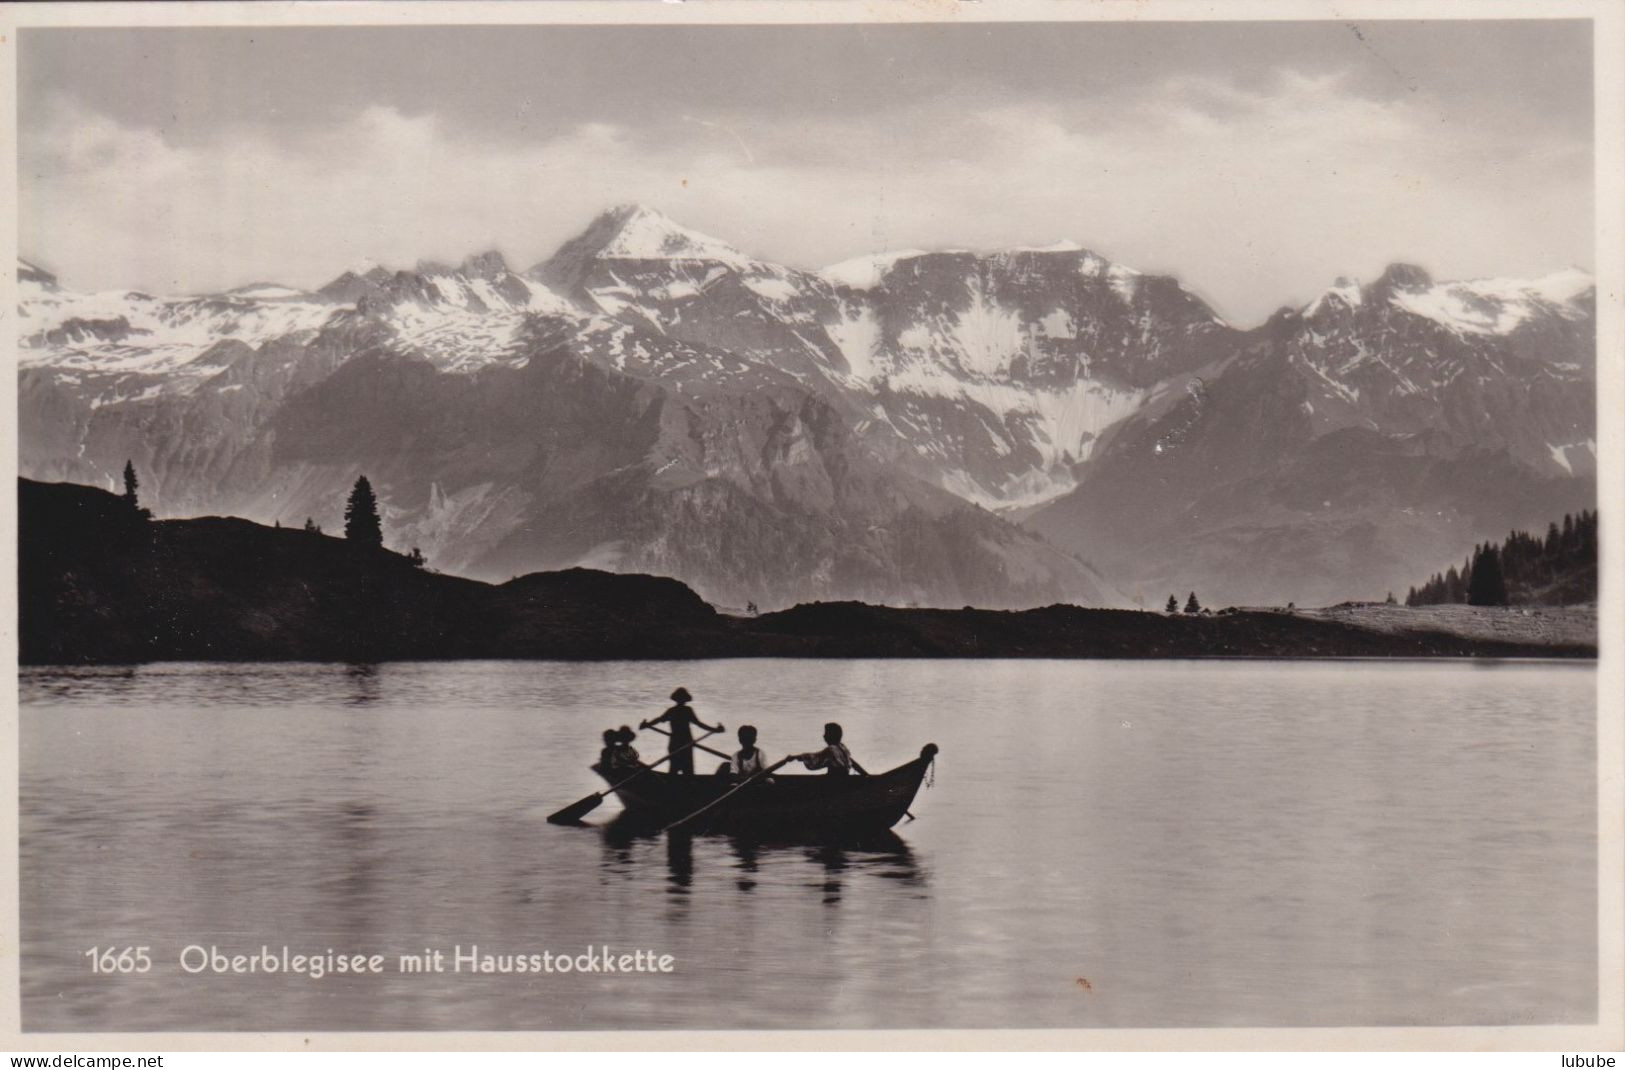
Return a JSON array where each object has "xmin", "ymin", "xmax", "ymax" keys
[{"xmin": 3, "ymin": 0, "xmax": 1621, "ymax": 1053}]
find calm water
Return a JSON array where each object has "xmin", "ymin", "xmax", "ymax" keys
[{"xmin": 19, "ymin": 659, "xmax": 1596, "ymax": 1031}]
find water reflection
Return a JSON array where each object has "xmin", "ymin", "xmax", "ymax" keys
[
  {"xmin": 665, "ymin": 833, "xmax": 694, "ymax": 897},
  {"xmin": 728, "ymin": 837, "xmax": 760, "ymax": 893},
  {"xmin": 18, "ymin": 659, "xmax": 1594, "ymax": 1031},
  {"xmin": 343, "ymin": 663, "xmax": 381, "ymax": 706}
]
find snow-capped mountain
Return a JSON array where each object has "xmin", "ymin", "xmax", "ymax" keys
[
  {"xmin": 1027, "ymin": 262, "xmax": 1596, "ymax": 608},
  {"xmin": 16, "ymin": 212, "xmax": 1121, "ymax": 609},
  {"xmin": 16, "ymin": 206, "xmax": 1596, "ymax": 608},
  {"xmin": 529, "ymin": 206, "xmax": 1236, "ymax": 508}
]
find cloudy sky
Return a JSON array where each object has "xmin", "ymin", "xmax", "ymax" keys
[{"xmin": 19, "ymin": 19, "xmax": 1593, "ymax": 324}]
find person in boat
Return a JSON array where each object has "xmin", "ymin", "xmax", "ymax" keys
[
  {"xmin": 792, "ymin": 722, "xmax": 857, "ymax": 776},
  {"xmin": 723, "ymin": 724, "xmax": 769, "ymax": 779},
  {"xmin": 639, "ymin": 688, "xmax": 721, "ymax": 776},
  {"xmin": 599, "ymin": 727, "xmax": 642, "ymax": 771},
  {"xmin": 610, "ymin": 726, "xmax": 642, "ymax": 770}
]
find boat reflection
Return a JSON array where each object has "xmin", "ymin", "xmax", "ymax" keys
[{"xmin": 597, "ymin": 814, "xmax": 927, "ymax": 902}]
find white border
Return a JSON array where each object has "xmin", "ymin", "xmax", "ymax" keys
[{"xmin": 1, "ymin": 0, "xmax": 1619, "ymax": 1053}]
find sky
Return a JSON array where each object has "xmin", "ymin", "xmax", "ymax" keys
[{"xmin": 18, "ymin": 19, "xmax": 1595, "ymax": 325}]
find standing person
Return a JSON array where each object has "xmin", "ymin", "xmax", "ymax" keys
[
  {"xmin": 640, "ymin": 687, "xmax": 722, "ymax": 776},
  {"xmin": 792, "ymin": 722, "xmax": 855, "ymax": 776}
]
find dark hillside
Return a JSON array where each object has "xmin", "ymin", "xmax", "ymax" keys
[{"xmin": 19, "ymin": 479, "xmax": 1595, "ymax": 664}]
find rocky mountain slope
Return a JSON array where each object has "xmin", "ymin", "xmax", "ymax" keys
[
  {"xmin": 17, "ymin": 209, "xmax": 1595, "ymax": 609},
  {"xmin": 1026, "ymin": 265, "xmax": 1596, "ymax": 607}
]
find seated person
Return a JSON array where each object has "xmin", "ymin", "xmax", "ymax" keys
[
  {"xmin": 726, "ymin": 725, "xmax": 768, "ymax": 778},
  {"xmin": 608, "ymin": 726, "xmax": 643, "ymax": 770},
  {"xmin": 598, "ymin": 728, "xmax": 619, "ymax": 769},
  {"xmin": 792, "ymin": 722, "xmax": 855, "ymax": 776}
]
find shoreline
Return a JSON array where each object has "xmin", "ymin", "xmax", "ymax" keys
[{"xmin": 20, "ymin": 477, "xmax": 1599, "ymax": 665}]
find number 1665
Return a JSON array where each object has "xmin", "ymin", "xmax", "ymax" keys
[{"xmin": 84, "ymin": 946, "xmax": 152, "ymax": 973}]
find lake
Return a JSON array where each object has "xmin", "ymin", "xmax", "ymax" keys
[{"xmin": 18, "ymin": 659, "xmax": 1597, "ymax": 1031}]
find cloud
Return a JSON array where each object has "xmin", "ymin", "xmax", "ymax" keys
[{"xmin": 20, "ymin": 69, "xmax": 1591, "ymax": 324}]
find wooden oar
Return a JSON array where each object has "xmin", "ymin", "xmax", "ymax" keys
[
  {"xmin": 546, "ymin": 729, "xmax": 720, "ymax": 825},
  {"xmin": 659, "ymin": 755, "xmax": 797, "ymax": 835},
  {"xmin": 643, "ymin": 723, "xmax": 733, "ymax": 762}
]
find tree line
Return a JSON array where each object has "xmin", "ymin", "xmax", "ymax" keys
[
  {"xmin": 1406, "ymin": 509, "xmax": 1598, "ymax": 607},
  {"xmin": 120, "ymin": 463, "xmax": 426, "ymax": 568}
]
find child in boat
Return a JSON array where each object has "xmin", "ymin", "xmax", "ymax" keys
[
  {"xmin": 728, "ymin": 725, "xmax": 768, "ymax": 778},
  {"xmin": 608, "ymin": 726, "xmax": 642, "ymax": 770},
  {"xmin": 640, "ymin": 687, "xmax": 722, "ymax": 776},
  {"xmin": 792, "ymin": 722, "xmax": 855, "ymax": 776},
  {"xmin": 598, "ymin": 728, "xmax": 619, "ymax": 769}
]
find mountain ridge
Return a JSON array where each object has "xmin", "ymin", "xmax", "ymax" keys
[{"xmin": 16, "ymin": 204, "xmax": 1595, "ymax": 609}]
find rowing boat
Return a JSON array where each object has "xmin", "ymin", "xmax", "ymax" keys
[{"xmin": 592, "ymin": 743, "xmax": 938, "ymax": 838}]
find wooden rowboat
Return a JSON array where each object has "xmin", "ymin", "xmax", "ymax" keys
[{"xmin": 593, "ymin": 743, "xmax": 938, "ymax": 838}]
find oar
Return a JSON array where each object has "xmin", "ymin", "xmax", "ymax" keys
[
  {"xmin": 643, "ymin": 722, "xmax": 733, "ymax": 762},
  {"xmin": 659, "ymin": 755, "xmax": 797, "ymax": 835},
  {"xmin": 546, "ymin": 729, "xmax": 720, "ymax": 825}
]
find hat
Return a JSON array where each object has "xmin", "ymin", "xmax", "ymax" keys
[
  {"xmin": 617, "ymin": 725, "xmax": 635, "ymax": 743},
  {"xmin": 670, "ymin": 687, "xmax": 693, "ymax": 703}
]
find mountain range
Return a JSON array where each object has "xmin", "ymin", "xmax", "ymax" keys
[{"xmin": 16, "ymin": 205, "xmax": 1596, "ymax": 609}]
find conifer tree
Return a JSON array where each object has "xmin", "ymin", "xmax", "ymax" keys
[
  {"xmin": 122, "ymin": 460, "xmax": 138, "ymax": 507},
  {"xmin": 1166, "ymin": 594, "xmax": 1179, "ymax": 614},
  {"xmin": 1467, "ymin": 545, "xmax": 1509, "ymax": 606},
  {"xmin": 1184, "ymin": 592, "xmax": 1201, "ymax": 614}
]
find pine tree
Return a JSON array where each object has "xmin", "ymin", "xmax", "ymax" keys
[
  {"xmin": 1467, "ymin": 545, "xmax": 1509, "ymax": 606},
  {"xmin": 1443, "ymin": 565, "xmax": 1463, "ymax": 603},
  {"xmin": 407, "ymin": 547, "xmax": 427, "ymax": 569},
  {"xmin": 1165, "ymin": 594, "xmax": 1179, "ymax": 614},
  {"xmin": 122, "ymin": 460, "xmax": 138, "ymax": 506},
  {"xmin": 343, "ymin": 476, "xmax": 383, "ymax": 549},
  {"xmin": 304, "ymin": 517, "xmax": 321, "ymax": 534},
  {"xmin": 1184, "ymin": 592, "xmax": 1201, "ymax": 614},
  {"xmin": 1385, "ymin": 591, "xmax": 1397, "ymax": 605}
]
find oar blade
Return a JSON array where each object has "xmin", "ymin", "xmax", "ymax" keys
[{"xmin": 546, "ymin": 793, "xmax": 604, "ymax": 825}]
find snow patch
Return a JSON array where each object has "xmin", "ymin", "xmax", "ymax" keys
[
  {"xmin": 1304, "ymin": 277, "xmax": 1362, "ymax": 317},
  {"xmin": 819, "ymin": 250, "xmax": 927, "ymax": 289},
  {"xmin": 1107, "ymin": 264, "xmax": 1140, "ymax": 304},
  {"xmin": 1390, "ymin": 270, "xmax": 1594, "ymax": 335},
  {"xmin": 228, "ymin": 284, "xmax": 304, "ymax": 300},
  {"xmin": 596, "ymin": 205, "xmax": 754, "ymax": 266},
  {"xmin": 1037, "ymin": 308, "xmax": 1075, "ymax": 339},
  {"xmin": 825, "ymin": 307, "xmax": 883, "ymax": 382},
  {"xmin": 742, "ymin": 276, "xmax": 799, "ymax": 304},
  {"xmin": 883, "ymin": 364, "xmax": 1146, "ymax": 476}
]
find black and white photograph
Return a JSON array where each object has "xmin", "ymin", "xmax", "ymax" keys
[{"xmin": 5, "ymin": 1, "xmax": 1621, "ymax": 1051}]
